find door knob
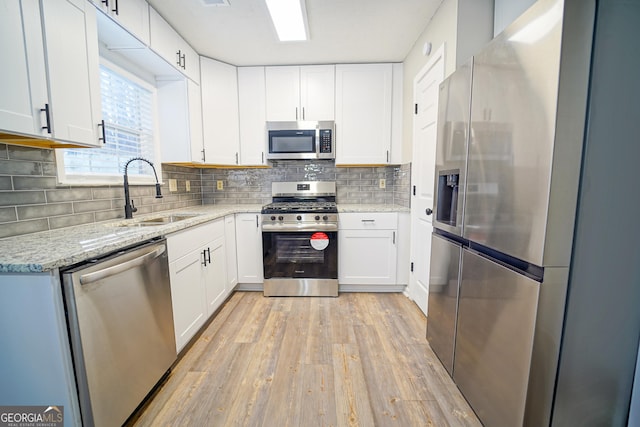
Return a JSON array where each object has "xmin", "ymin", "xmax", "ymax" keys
[{"xmin": 426, "ymin": 208, "xmax": 433, "ymax": 215}]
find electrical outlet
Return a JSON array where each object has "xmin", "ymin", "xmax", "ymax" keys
[
  {"xmin": 379, "ymin": 178, "xmax": 386, "ymax": 189},
  {"xmin": 185, "ymin": 180, "xmax": 191, "ymax": 192},
  {"xmin": 168, "ymin": 179, "xmax": 177, "ymax": 192},
  {"xmin": 217, "ymin": 180, "xmax": 224, "ymax": 190}
]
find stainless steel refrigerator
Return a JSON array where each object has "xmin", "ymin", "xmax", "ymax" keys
[{"xmin": 427, "ymin": 0, "xmax": 640, "ymax": 425}]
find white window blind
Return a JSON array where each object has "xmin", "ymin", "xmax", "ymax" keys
[{"xmin": 61, "ymin": 63, "xmax": 157, "ymax": 181}]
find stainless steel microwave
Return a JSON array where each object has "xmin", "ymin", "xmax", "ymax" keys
[{"xmin": 266, "ymin": 121, "xmax": 335, "ymax": 160}]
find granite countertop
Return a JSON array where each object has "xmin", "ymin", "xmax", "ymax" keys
[
  {"xmin": 0, "ymin": 205, "xmax": 263, "ymax": 274},
  {"xmin": 338, "ymin": 204, "xmax": 410, "ymax": 213},
  {"xmin": 0, "ymin": 203, "xmax": 409, "ymax": 274}
]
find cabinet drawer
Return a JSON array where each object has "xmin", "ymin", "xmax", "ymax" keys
[
  {"xmin": 167, "ymin": 219, "xmax": 224, "ymax": 261},
  {"xmin": 339, "ymin": 213, "xmax": 397, "ymax": 230}
]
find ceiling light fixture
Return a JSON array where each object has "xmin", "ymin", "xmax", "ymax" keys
[{"xmin": 265, "ymin": 0, "xmax": 308, "ymax": 42}]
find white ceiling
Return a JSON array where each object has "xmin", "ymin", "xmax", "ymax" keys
[{"xmin": 146, "ymin": 0, "xmax": 444, "ymax": 66}]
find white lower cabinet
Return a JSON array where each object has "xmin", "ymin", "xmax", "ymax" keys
[
  {"xmin": 224, "ymin": 215, "xmax": 238, "ymax": 288},
  {"xmin": 167, "ymin": 219, "xmax": 228, "ymax": 352},
  {"xmin": 235, "ymin": 213, "xmax": 264, "ymax": 284},
  {"xmin": 338, "ymin": 212, "xmax": 400, "ymax": 289}
]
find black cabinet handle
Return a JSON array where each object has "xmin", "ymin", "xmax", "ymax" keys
[
  {"xmin": 207, "ymin": 247, "xmax": 211, "ymax": 264},
  {"xmin": 41, "ymin": 104, "xmax": 51, "ymax": 134},
  {"xmin": 426, "ymin": 208, "xmax": 433, "ymax": 215},
  {"xmin": 101, "ymin": 0, "xmax": 108, "ymax": 7},
  {"xmin": 176, "ymin": 50, "xmax": 182, "ymax": 67},
  {"xmin": 98, "ymin": 120, "xmax": 106, "ymax": 144},
  {"xmin": 112, "ymin": 0, "xmax": 119, "ymax": 15},
  {"xmin": 202, "ymin": 249, "xmax": 208, "ymax": 266}
]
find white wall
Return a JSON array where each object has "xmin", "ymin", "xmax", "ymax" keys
[{"xmin": 494, "ymin": 0, "xmax": 536, "ymax": 36}]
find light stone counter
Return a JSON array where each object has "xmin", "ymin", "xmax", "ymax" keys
[
  {"xmin": 0, "ymin": 205, "xmax": 263, "ymax": 273},
  {"xmin": 338, "ymin": 204, "xmax": 410, "ymax": 213}
]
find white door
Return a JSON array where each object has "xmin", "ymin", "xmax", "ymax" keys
[{"xmin": 409, "ymin": 45, "xmax": 445, "ymax": 316}]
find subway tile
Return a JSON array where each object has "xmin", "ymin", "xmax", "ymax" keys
[
  {"xmin": 0, "ymin": 159, "xmax": 42, "ymax": 176},
  {"xmin": 92, "ymin": 187, "xmax": 123, "ymax": 200},
  {"xmin": 49, "ymin": 213, "xmax": 95, "ymax": 230},
  {"xmin": 8, "ymin": 145, "xmax": 55, "ymax": 162},
  {"xmin": 13, "ymin": 176, "xmax": 58, "ymax": 190},
  {"xmin": 0, "ymin": 219, "xmax": 49, "ymax": 238},
  {"xmin": 72, "ymin": 199, "xmax": 113, "ymax": 214},
  {"xmin": 0, "ymin": 176, "xmax": 12, "ymax": 191},
  {"xmin": 0, "ymin": 191, "xmax": 46, "ymax": 206},
  {"xmin": 95, "ymin": 209, "xmax": 122, "ymax": 222},
  {"xmin": 0, "ymin": 207, "xmax": 17, "ymax": 223},
  {"xmin": 0, "ymin": 144, "xmax": 8, "ymax": 159},
  {"xmin": 18, "ymin": 203, "xmax": 73, "ymax": 220},
  {"xmin": 46, "ymin": 188, "xmax": 93, "ymax": 202},
  {"xmin": 41, "ymin": 162, "xmax": 58, "ymax": 177}
]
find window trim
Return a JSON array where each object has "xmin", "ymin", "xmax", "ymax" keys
[{"xmin": 56, "ymin": 58, "xmax": 162, "ymax": 186}]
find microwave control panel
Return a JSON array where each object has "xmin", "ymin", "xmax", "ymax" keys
[{"xmin": 319, "ymin": 129, "xmax": 333, "ymax": 153}]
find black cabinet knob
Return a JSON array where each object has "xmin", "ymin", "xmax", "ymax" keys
[{"xmin": 426, "ymin": 208, "xmax": 433, "ymax": 215}]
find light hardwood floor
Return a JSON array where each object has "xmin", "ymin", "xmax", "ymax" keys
[{"xmin": 128, "ymin": 292, "xmax": 480, "ymax": 427}]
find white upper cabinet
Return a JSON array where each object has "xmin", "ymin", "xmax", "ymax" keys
[
  {"xmin": 0, "ymin": 0, "xmax": 47, "ymax": 137},
  {"xmin": 265, "ymin": 65, "xmax": 334, "ymax": 121},
  {"xmin": 200, "ymin": 57, "xmax": 241, "ymax": 165},
  {"xmin": 149, "ymin": 6, "xmax": 199, "ymax": 83},
  {"xmin": 158, "ymin": 78, "xmax": 204, "ymax": 164},
  {"xmin": 1, "ymin": 0, "xmax": 102, "ymax": 147},
  {"xmin": 41, "ymin": 0, "xmax": 103, "ymax": 147},
  {"xmin": 90, "ymin": 0, "xmax": 150, "ymax": 44},
  {"xmin": 238, "ymin": 66, "xmax": 267, "ymax": 166},
  {"xmin": 335, "ymin": 63, "xmax": 393, "ymax": 165}
]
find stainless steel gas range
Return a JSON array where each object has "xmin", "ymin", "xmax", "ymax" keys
[{"xmin": 261, "ymin": 181, "xmax": 338, "ymax": 297}]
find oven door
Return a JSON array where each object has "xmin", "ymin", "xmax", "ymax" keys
[{"xmin": 262, "ymin": 231, "xmax": 337, "ymax": 279}]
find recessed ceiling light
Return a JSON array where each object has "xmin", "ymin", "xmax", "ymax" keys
[{"xmin": 265, "ymin": 0, "xmax": 308, "ymax": 42}]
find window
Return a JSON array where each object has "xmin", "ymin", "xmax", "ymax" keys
[{"xmin": 57, "ymin": 61, "xmax": 160, "ymax": 184}]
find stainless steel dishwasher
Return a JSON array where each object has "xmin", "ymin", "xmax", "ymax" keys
[{"xmin": 62, "ymin": 238, "xmax": 176, "ymax": 427}]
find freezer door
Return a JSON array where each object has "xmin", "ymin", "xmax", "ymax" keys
[
  {"xmin": 433, "ymin": 58, "xmax": 472, "ymax": 236},
  {"xmin": 453, "ymin": 248, "xmax": 540, "ymax": 427},
  {"xmin": 426, "ymin": 233, "xmax": 462, "ymax": 375}
]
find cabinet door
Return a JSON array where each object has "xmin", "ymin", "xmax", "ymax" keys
[
  {"xmin": 225, "ymin": 215, "xmax": 238, "ymax": 288},
  {"xmin": 91, "ymin": 0, "xmax": 150, "ymax": 44},
  {"xmin": 149, "ymin": 7, "xmax": 199, "ymax": 83},
  {"xmin": 169, "ymin": 249, "xmax": 207, "ymax": 352},
  {"xmin": 238, "ymin": 67, "xmax": 266, "ymax": 166},
  {"xmin": 335, "ymin": 63, "xmax": 392, "ymax": 165},
  {"xmin": 201, "ymin": 57, "xmax": 240, "ymax": 165},
  {"xmin": 338, "ymin": 229, "xmax": 397, "ymax": 285},
  {"xmin": 0, "ymin": 0, "xmax": 46, "ymax": 136},
  {"xmin": 235, "ymin": 213, "xmax": 264, "ymax": 283},
  {"xmin": 203, "ymin": 236, "xmax": 227, "ymax": 316},
  {"xmin": 158, "ymin": 78, "xmax": 203, "ymax": 163},
  {"xmin": 265, "ymin": 66, "xmax": 300, "ymax": 121},
  {"xmin": 300, "ymin": 65, "xmax": 335, "ymax": 121},
  {"xmin": 41, "ymin": 0, "xmax": 102, "ymax": 147}
]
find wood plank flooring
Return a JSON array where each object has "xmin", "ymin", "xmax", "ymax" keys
[{"xmin": 127, "ymin": 292, "xmax": 480, "ymax": 427}]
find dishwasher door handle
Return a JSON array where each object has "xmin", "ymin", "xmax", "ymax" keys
[{"xmin": 80, "ymin": 245, "xmax": 166, "ymax": 285}]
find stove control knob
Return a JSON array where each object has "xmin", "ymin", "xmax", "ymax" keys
[
  {"xmin": 296, "ymin": 215, "xmax": 302, "ymax": 221},
  {"xmin": 270, "ymin": 216, "xmax": 276, "ymax": 221},
  {"xmin": 323, "ymin": 215, "xmax": 328, "ymax": 221},
  {"xmin": 278, "ymin": 216, "xmax": 284, "ymax": 221},
  {"xmin": 315, "ymin": 215, "xmax": 320, "ymax": 221}
]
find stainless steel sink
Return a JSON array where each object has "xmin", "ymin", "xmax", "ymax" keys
[{"xmin": 117, "ymin": 214, "xmax": 198, "ymax": 227}]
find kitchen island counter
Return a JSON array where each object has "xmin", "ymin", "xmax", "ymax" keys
[{"xmin": 0, "ymin": 204, "xmax": 263, "ymax": 274}]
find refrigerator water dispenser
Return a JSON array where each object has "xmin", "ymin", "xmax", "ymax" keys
[{"xmin": 437, "ymin": 170, "xmax": 460, "ymax": 226}]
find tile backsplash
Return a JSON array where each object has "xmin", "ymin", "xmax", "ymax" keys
[
  {"xmin": 0, "ymin": 144, "xmax": 201, "ymax": 238},
  {"xmin": 0, "ymin": 144, "xmax": 411, "ymax": 238},
  {"xmin": 201, "ymin": 160, "xmax": 411, "ymax": 207}
]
